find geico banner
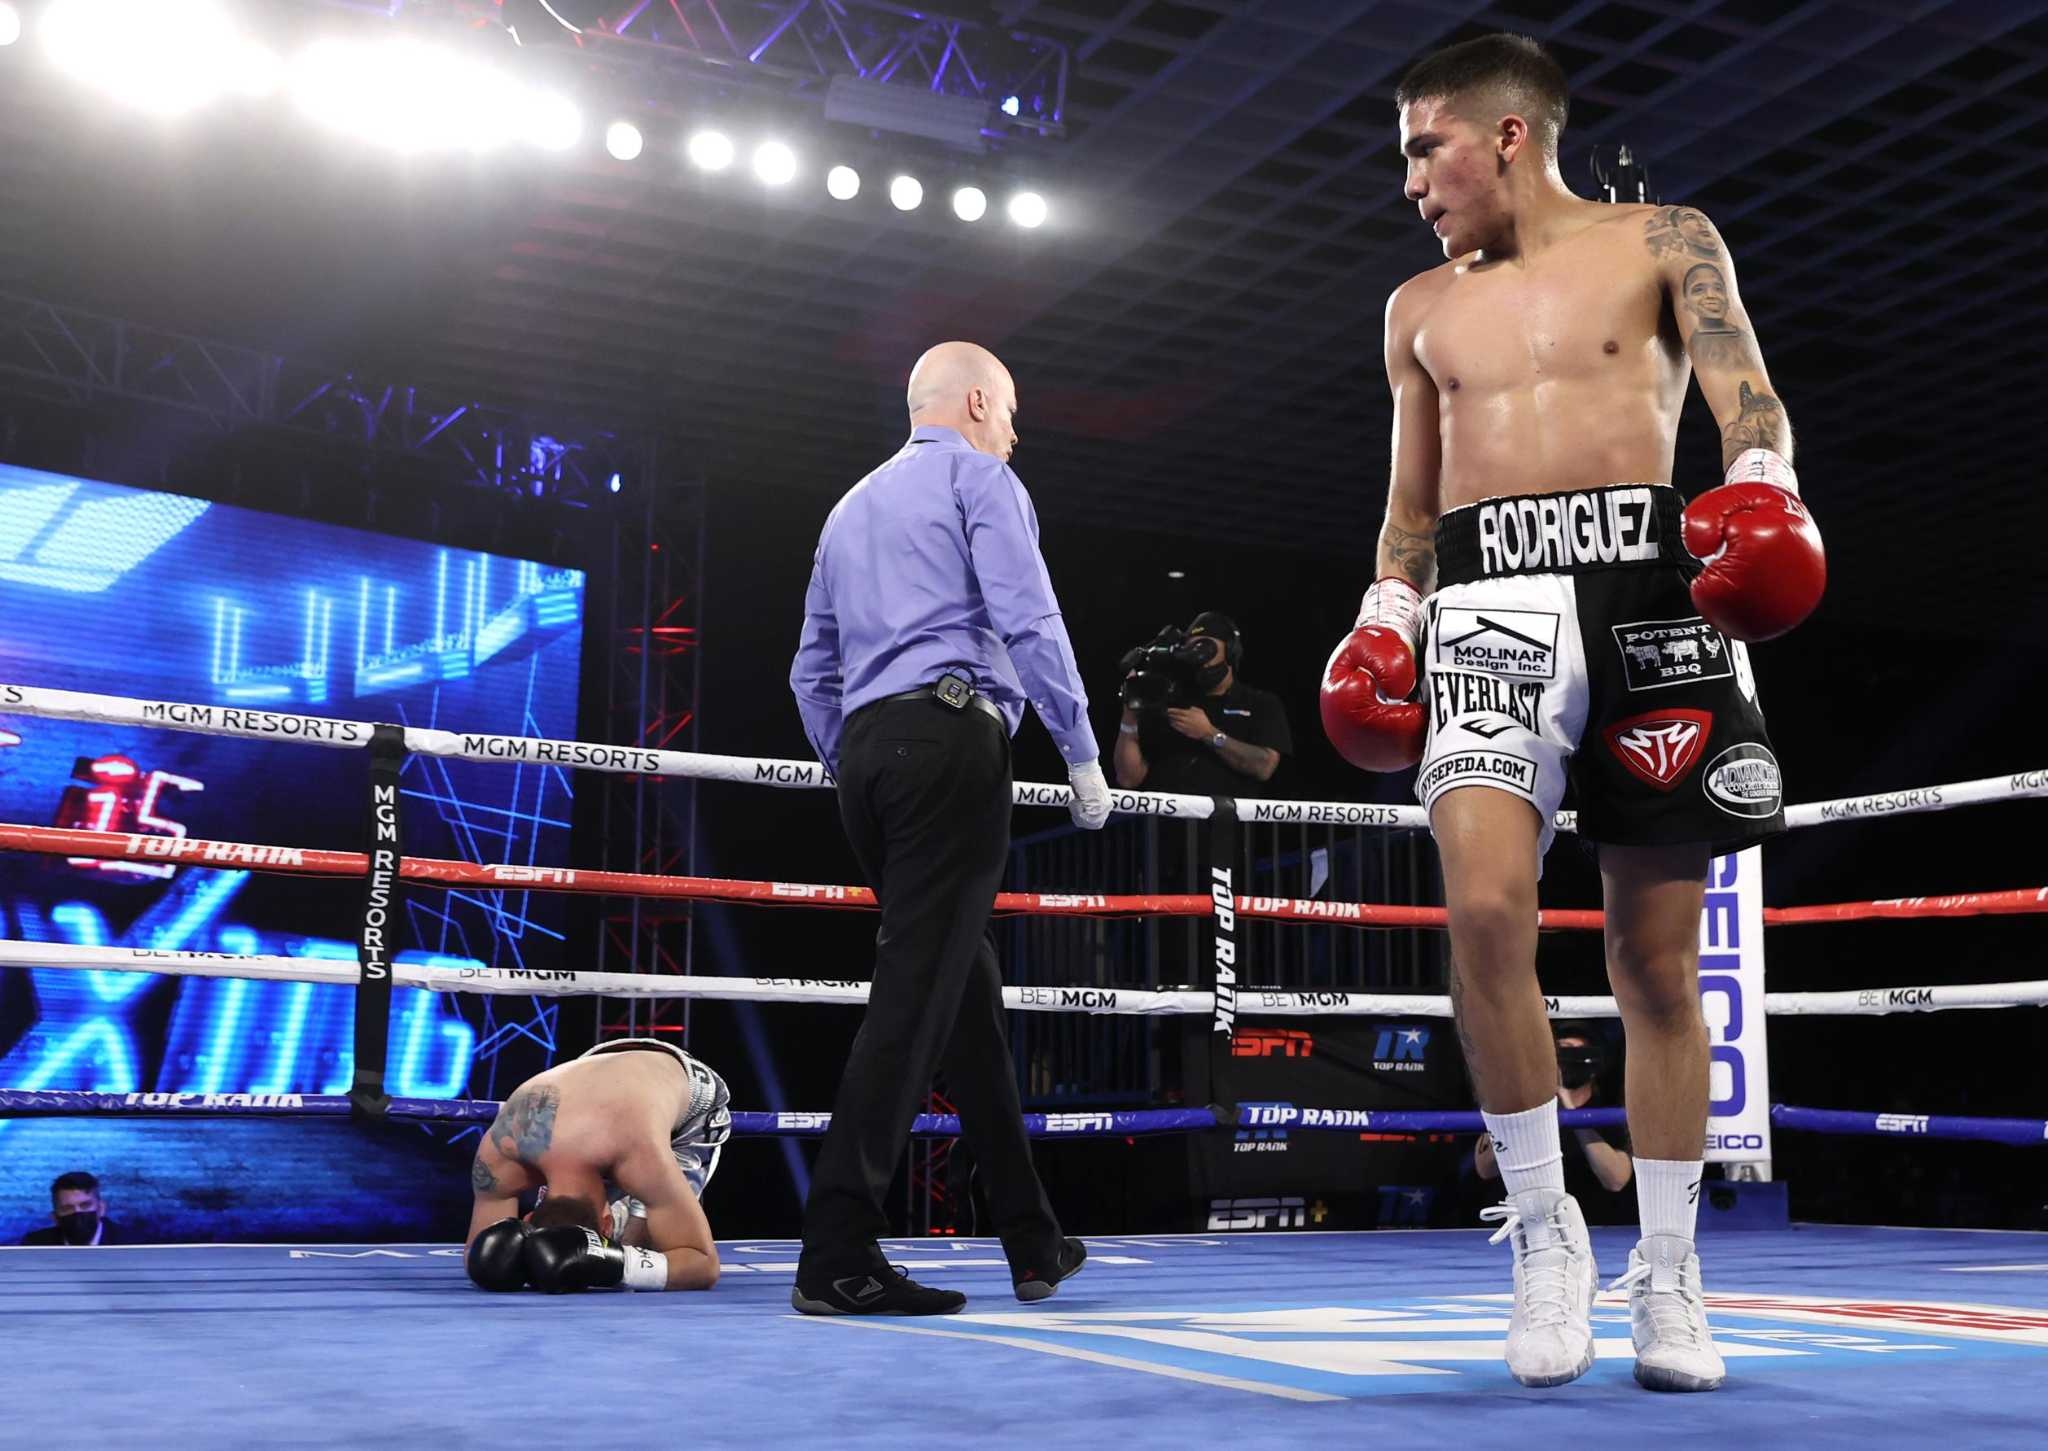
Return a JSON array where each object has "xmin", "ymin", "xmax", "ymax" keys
[{"xmin": 1701, "ymin": 846, "xmax": 1771, "ymax": 1169}]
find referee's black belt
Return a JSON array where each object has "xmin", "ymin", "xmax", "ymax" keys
[{"xmin": 872, "ymin": 676, "xmax": 1005, "ymax": 727}]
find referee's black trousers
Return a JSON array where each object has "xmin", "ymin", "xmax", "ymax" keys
[{"xmin": 799, "ymin": 696, "xmax": 1060, "ymax": 1272}]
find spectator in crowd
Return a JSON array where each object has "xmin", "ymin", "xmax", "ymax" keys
[{"xmin": 21, "ymin": 1171, "xmax": 121, "ymax": 1245}]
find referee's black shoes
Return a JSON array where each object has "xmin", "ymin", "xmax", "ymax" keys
[
  {"xmin": 790, "ymin": 1263, "xmax": 966, "ymax": 1316},
  {"xmin": 1011, "ymin": 1237, "xmax": 1088, "ymax": 1303}
]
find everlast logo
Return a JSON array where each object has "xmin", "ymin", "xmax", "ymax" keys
[
  {"xmin": 1430, "ymin": 672, "xmax": 1544, "ymax": 732},
  {"xmin": 1477, "ymin": 486, "xmax": 1661, "ymax": 575},
  {"xmin": 1212, "ymin": 866, "xmax": 1236, "ymax": 1037}
]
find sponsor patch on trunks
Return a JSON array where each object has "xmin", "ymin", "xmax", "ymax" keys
[
  {"xmin": 1612, "ymin": 617, "xmax": 1733, "ymax": 691},
  {"xmin": 1433, "ymin": 608, "xmax": 1560, "ymax": 680},
  {"xmin": 1417, "ymin": 749, "xmax": 1538, "ymax": 800},
  {"xmin": 1703, "ymin": 742, "xmax": 1782, "ymax": 818},
  {"xmin": 1603, "ymin": 708, "xmax": 1712, "ymax": 790}
]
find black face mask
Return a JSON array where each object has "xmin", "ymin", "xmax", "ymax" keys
[
  {"xmin": 56, "ymin": 1209, "xmax": 100, "ymax": 1245},
  {"xmin": 1557, "ymin": 1045, "xmax": 1604, "ymax": 1091}
]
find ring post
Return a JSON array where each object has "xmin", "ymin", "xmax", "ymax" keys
[{"xmin": 349, "ymin": 724, "xmax": 406, "ymax": 1119}]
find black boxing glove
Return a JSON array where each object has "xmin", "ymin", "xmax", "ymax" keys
[
  {"xmin": 523, "ymin": 1224, "xmax": 668, "ymax": 1293},
  {"xmin": 465, "ymin": 1217, "xmax": 532, "ymax": 1292}
]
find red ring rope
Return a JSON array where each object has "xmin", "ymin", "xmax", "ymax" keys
[{"xmin": 0, "ymin": 821, "xmax": 2040, "ymax": 928}]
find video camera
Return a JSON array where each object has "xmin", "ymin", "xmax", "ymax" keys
[{"xmin": 1118, "ymin": 626, "xmax": 1223, "ymax": 711}]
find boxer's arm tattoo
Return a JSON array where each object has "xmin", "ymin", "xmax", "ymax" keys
[
  {"xmin": 1380, "ymin": 522, "xmax": 1436, "ymax": 591},
  {"xmin": 470, "ymin": 1154, "xmax": 500, "ymax": 1195},
  {"xmin": 1687, "ymin": 326, "xmax": 1759, "ymax": 370},
  {"xmin": 1720, "ymin": 381, "xmax": 1791, "ymax": 466},
  {"xmin": 1678, "ymin": 263, "xmax": 1761, "ymax": 370},
  {"xmin": 492, "ymin": 1084, "xmax": 560, "ymax": 1161},
  {"xmin": 1644, "ymin": 206, "xmax": 1721, "ymax": 261}
]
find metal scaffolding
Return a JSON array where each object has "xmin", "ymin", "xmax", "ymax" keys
[
  {"xmin": 301, "ymin": 0, "xmax": 1067, "ymax": 142},
  {"xmin": 0, "ymin": 290, "xmax": 631, "ymax": 504}
]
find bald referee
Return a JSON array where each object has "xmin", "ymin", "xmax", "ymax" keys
[{"xmin": 788, "ymin": 340, "xmax": 1111, "ymax": 1315}]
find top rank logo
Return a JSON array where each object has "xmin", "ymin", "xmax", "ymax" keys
[{"xmin": 1604, "ymin": 708, "xmax": 1712, "ymax": 790}]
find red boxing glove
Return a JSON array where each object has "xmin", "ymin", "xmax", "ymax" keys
[
  {"xmin": 1683, "ymin": 479, "xmax": 1825, "ymax": 642},
  {"xmin": 1322, "ymin": 625, "xmax": 1426, "ymax": 772}
]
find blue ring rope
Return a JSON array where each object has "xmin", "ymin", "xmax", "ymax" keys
[{"xmin": 5, "ymin": 1091, "xmax": 2043, "ymax": 1145}]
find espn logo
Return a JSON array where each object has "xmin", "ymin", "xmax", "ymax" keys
[
  {"xmin": 1042, "ymin": 1112, "xmax": 1116, "ymax": 1134},
  {"xmin": 1874, "ymin": 1114, "xmax": 1931, "ymax": 1135},
  {"xmin": 1230, "ymin": 1028, "xmax": 1313, "ymax": 1059},
  {"xmin": 1206, "ymin": 1196, "xmax": 1307, "ymax": 1231}
]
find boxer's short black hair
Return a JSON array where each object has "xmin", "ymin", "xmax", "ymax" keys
[
  {"xmin": 1396, "ymin": 33, "xmax": 1570, "ymax": 160},
  {"xmin": 529, "ymin": 1194, "xmax": 603, "ymax": 1233}
]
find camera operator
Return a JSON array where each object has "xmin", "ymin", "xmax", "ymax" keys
[{"xmin": 1113, "ymin": 612, "xmax": 1291, "ymax": 798}]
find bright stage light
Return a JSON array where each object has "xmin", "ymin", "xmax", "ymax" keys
[
  {"xmin": 1007, "ymin": 191, "xmax": 1048, "ymax": 229},
  {"xmin": 605, "ymin": 121, "xmax": 643, "ymax": 161},
  {"xmin": 525, "ymin": 91, "xmax": 581, "ymax": 152},
  {"xmin": 224, "ymin": 39, "xmax": 280, "ymax": 99},
  {"xmin": 686, "ymin": 129, "xmax": 734, "ymax": 171},
  {"xmin": 290, "ymin": 38, "xmax": 580, "ymax": 154},
  {"xmin": 951, "ymin": 186, "xmax": 987, "ymax": 222},
  {"xmin": 889, "ymin": 174, "xmax": 923, "ymax": 212},
  {"xmin": 0, "ymin": 5, "xmax": 23, "ymax": 48},
  {"xmin": 752, "ymin": 140, "xmax": 796, "ymax": 186},
  {"xmin": 44, "ymin": 0, "xmax": 247, "ymax": 118},
  {"xmin": 826, "ymin": 165, "xmax": 860, "ymax": 200}
]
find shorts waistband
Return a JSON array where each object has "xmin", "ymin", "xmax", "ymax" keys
[{"xmin": 1435, "ymin": 484, "xmax": 1690, "ymax": 587}]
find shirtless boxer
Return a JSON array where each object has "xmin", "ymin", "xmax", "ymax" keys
[
  {"xmin": 463, "ymin": 1040, "xmax": 730, "ymax": 1293},
  {"xmin": 1321, "ymin": 35, "xmax": 1824, "ymax": 1391}
]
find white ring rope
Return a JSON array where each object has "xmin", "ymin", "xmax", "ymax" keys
[
  {"xmin": 5, "ymin": 941, "xmax": 2044, "ymax": 1019},
  {"xmin": 7, "ymin": 682, "xmax": 2044, "ymax": 832}
]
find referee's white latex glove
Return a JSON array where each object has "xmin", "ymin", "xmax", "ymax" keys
[{"xmin": 1066, "ymin": 759, "xmax": 1112, "ymax": 830}]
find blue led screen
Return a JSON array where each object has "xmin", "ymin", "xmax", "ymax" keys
[{"xmin": 0, "ymin": 464, "xmax": 586, "ymax": 1119}]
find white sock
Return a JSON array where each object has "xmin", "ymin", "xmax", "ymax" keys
[
  {"xmin": 1483, "ymin": 1100, "xmax": 1565, "ymax": 1198},
  {"xmin": 1636, "ymin": 1158, "xmax": 1705, "ymax": 1243}
]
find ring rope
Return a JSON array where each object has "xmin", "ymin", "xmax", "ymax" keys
[
  {"xmin": 7, "ymin": 681, "xmax": 2042, "ymax": 832},
  {"xmin": 7, "ymin": 940, "xmax": 2047, "ymax": 1019},
  {"xmin": 4, "ymin": 822, "xmax": 2040, "ymax": 930},
  {"xmin": 3, "ymin": 1091, "xmax": 2043, "ymax": 1148}
]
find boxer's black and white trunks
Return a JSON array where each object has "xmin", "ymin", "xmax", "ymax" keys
[
  {"xmin": 1416, "ymin": 483, "xmax": 1787, "ymax": 862},
  {"xmin": 579, "ymin": 1038, "xmax": 731, "ymax": 1198}
]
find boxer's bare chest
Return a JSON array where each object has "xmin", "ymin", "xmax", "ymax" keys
[{"xmin": 1414, "ymin": 225, "xmax": 1675, "ymax": 396}]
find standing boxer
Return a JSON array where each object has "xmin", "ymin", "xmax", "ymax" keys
[{"xmin": 1322, "ymin": 34, "xmax": 1823, "ymax": 1391}]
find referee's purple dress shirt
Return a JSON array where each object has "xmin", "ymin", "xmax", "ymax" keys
[{"xmin": 789, "ymin": 425, "xmax": 1095, "ymax": 776}]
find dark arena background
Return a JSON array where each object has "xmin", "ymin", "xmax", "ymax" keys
[{"xmin": 2, "ymin": 2, "xmax": 2046, "ymax": 1445}]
